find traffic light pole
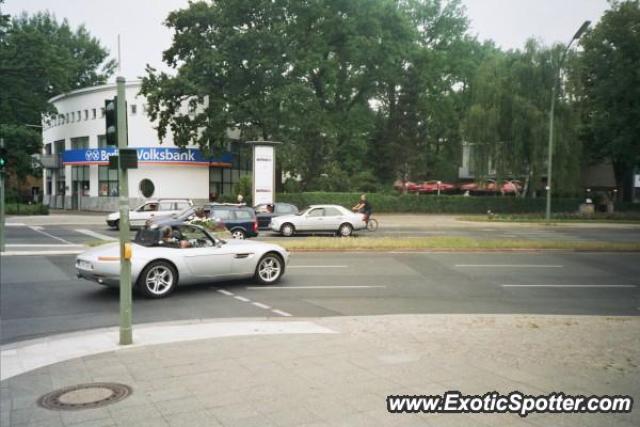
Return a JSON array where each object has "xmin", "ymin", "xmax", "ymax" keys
[
  {"xmin": 116, "ymin": 77, "xmax": 133, "ymax": 345},
  {"xmin": 0, "ymin": 138, "xmax": 5, "ymax": 253}
]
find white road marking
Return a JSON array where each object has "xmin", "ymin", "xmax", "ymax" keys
[
  {"xmin": 246, "ymin": 285, "xmax": 386, "ymax": 290},
  {"xmin": 6, "ymin": 244, "xmax": 85, "ymax": 247},
  {"xmin": 501, "ymin": 284, "xmax": 637, "ymax": 288},
  {"xmin": 233, "ymin": 295, "xmax": 251, "ymax": 302},
  {"xmin": 0, "ymin": 319, "xmax": 335, "ymax": 380},
  {"xmin": 456, "ymin": 264, "xmax": 564, "ymax": 268},
  {"xmin": 75, "ymin": 229, "xmax": 117, "ymax": 241},
  {"xmin": 252, "ymin": 302, "xmax": 271, "ymax": 310},
  {"xmin": 217, "ymin": 289, "xmax": 234, "ymax": 296},
  {"xmin": 0, "ymin": 250, "xmax": 85, "ymax": 256},
  {"xmin": 28, "ymin": 226, "xmax": 73, "ymax": 244},
  {"xmin": 288, "ymin": 265, "xmax": 348, "ymax": 269},
  {"xmin": 271, "ymin": 309, "xmax": 293, "ymax": 317}
]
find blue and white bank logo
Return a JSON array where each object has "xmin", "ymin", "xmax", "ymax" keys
[{"xmin": 84, "ymin": 150, "xmax": 101, "ymax": 161}]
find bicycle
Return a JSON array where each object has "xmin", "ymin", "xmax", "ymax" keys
[{"xmin": 366, "ymin": 216, "xmax": 378, "ymax": 232}]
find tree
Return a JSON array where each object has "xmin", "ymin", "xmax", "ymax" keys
[
  {"xmin": 576, "ymin": 0, "xmax": 640, "ymax": 201},
  {"xmin": 464, "ymin": 40, "xmax": 582, "ymax": 197},
  {"xmin": 0, "ymin": 8, "xmax": 115, "ymax": 181}
]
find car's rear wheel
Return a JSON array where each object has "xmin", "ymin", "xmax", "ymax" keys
[
  {"xmin": 254, "ymin": 253, "xmax": 284, "ymax": 285},
  {"xmin": 280, "ymin": 223, "xmax": 295, "ymax": 237},
  {"xmin": 338, "ymin": 223, "xmax": 353, "ymax": 237},
  {"xmin": 113, "ymin": 220, "xmax": 119, "ymax": 230},
  {"xmin": 231, "ymin": 229, "xmax": 246, "ymax": 239},
  {"xmin": 137, "ymin": 261, "xmax": 178, "ymax": 298}
]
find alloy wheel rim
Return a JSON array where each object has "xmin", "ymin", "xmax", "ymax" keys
[
  {"xmin": 232, "ymin": 231, "xmax": 245, "ymax": 239},
  {"xmin": 258, "ymin": 257, "xmax": 281, "ymax": 282},
  {"xmin": 340, "ymin": 225, "xmax": 351, "ymax": 236},
  {"xmin": 146, "ymin": 266, "xmax": 173, "ymax": 295}
]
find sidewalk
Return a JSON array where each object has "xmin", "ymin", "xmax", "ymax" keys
[{"xmin": 1, "ymin": 314, "xmax": 638, "ymax": 426}]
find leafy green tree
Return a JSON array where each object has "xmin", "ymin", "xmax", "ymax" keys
[
  {"xmin": 464, "ymin": 40, "xmax": 581, "ymax": 197},
  {"xmin": 576, "ymin": 0, "xmax": 640, "ymax": 201},
  {"xmin": 0, "ymin": 8, "xmax": 115, "ymax": 180}
]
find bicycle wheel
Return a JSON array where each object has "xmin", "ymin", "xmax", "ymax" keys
[{"xmin": 366, "ymin": 218, "xmax": 378, "ymax": 232}]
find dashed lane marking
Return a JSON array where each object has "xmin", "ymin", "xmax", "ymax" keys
[
  {"xmin": 501, "ymin": 284, "xmax": 637, "ymax": 288},
  {"xmin": 245, "ymin": 285, "xmax": 386, "ymax": 290},
  {"xmin": 288, "ymin": 265, "xmax": 348, "ymax": 269},
  {"xmin": 75, "ymin": 229, "xmax": 117, "ymax": 241},
  {"xmin": 456, "ymin": 264, "xmax": 564, "ymax": 268},
  {"xmin": 271, "ymin": 309, "xmax": 293, "ymax": 317},
  {"xmin": 216, "ymin": 288, "xmax": 293, "ymax": 317}
]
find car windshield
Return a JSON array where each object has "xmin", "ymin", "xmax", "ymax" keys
[
  {"xmin": 297, "ymin": 207, "xmax": 311, "ymax": 216},
  {"xmin": 134, "ymin": 228, "xmax": 160, "ymax": 247}
]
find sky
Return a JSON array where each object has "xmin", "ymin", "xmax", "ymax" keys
[{"xmin": 3, "ymin": 0, "xmax": 611, "ymax": 82}]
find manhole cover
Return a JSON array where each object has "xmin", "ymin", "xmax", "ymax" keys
[{"xmin": 38, "ymin": 383, "xmax": 132, "ymax": 410}]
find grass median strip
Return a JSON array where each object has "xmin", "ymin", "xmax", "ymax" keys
[{"xmin": 273, "ymin": 236, "xmax": 640, "ymax": 252}]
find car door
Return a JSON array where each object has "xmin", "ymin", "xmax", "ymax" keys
[
  {"xmin": 130, "ymin": 203, "xmax": 158, "ymax": 227},
  {"xmin": 301, "ymin": 208, "xmax": 325, "ymax": 231},
  {"xmin": 178, "ymin": 225, "xmax": 233, "ymax": 279},
  {"xmin": 322, "ymin": 207, "xmax": 344, "ymax": 231}
]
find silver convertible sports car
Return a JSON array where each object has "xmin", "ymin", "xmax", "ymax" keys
[{"xmin": 75, "ymin": 224, "xmax": 289, "ymax": 298}]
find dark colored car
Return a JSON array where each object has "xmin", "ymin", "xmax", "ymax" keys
[
  {"xmin": 147, "ymin": 204, "xmax": 259, "ymax": 239},
  {"xmin": 254, "ymin": 203, "xmax": 299, "ymax": 230},
  {"xmin": 207, "ymin": 204, "xmax": 259, "ymax": 239}
]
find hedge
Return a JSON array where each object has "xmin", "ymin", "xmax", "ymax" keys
[
  {"xmin": 5, "ymin": 203, "xmax": 49, "ymax": 215},
  {"xmin": 277, "ymin": 192, "xmax": 590, "ymax": 214}
]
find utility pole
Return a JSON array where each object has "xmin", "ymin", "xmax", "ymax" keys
[
  {"xmin": 546, "ymin": 20, "xmax": 590, "ymax": 221},
  {"xmin": 116, "ymin": 77, "xmax": 133, "ymax": 345},
  {"xmin": 0, "ymin": 138, "xmax": 5, "ymax": 252}
]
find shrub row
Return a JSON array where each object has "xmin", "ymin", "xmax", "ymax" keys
[
  {"xmin": 5, "ymin": 203, "xmax": 49, "ymax": 215},
  {"xmin": 277, "ymin": 192, "xmax": 591, "ymax": 214}
]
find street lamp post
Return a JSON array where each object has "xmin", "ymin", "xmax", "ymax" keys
[{"xmin": 546, "ymin": 21, "xmax": 590, "ymax": 221}]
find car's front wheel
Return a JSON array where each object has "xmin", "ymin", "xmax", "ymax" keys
[
  {"xmin": 254, "ymin": 253, "xmax": 284, "ymax": 285},
  {"xmin": 137, "ymin": 261, "xmax": 178, "ymax": 298},
  {"xmin": 280, "ymin": 223, "xmax": 295, "ymax": 237}
]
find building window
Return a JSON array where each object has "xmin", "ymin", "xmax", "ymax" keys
[
  {"xmin": 77, "ymin": 111, "xmax": 81, "ymax": 121},
  {"xmin": 101, "ymin": 107, "xmax": 106, "ymax": 118},
  {"xmin": 44, "ymin": 143, "xmax": 52, "ymax": 155},
  {"xmin": 139, "ymin": 179, "xmax": 155, "ymax": 198},
  {"xmin": 66, "ymin": 113, "xmax": 70, "ymax": 123},
  {"xmin": 97, "ymin": 135, "xmax": 107, "ymax": 148},
  {"xmin": 130, "ymin": 104, "xmax": 137, "ymax": 115},
  {"xmin": 99, "ymin": 165, "xmax": 118, "ymax": 196},
  {"xmin": 92, "ymin": 108, "xmax": 97, "ymax": 119},
  {"xmin": 57, "ymin": 167, "xmax": 66, "ymax": 195},
  {"xmin": 72, "ymin": 166, "xmax": 89, "ymax": 196},
  {"xmin": 54, "ymin": 140, "xmax": 65, "ymax": 154},
  {"xmin": 84, "ymin": 110, "xmax": 88, "ymax": 120},
  {"xmin": 209, "ymin": 167, "xmax": 222, "ymax": 196},
  {"xmin": 70, "ymin": 136, "xmax": 89, "ymax": 149}
]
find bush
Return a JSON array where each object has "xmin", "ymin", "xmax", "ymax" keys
[
  {"xmin": 5, "ymin": 203, "xmax": 49, "ymax": 215},
  {"xmin": 276, "ymin": 192, "xmax": 590, "ymax": 214}
]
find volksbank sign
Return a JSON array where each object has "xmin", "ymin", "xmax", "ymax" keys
[{"xmin": 63, "ymin": 147, "xmax": 233, "ymax": 167}]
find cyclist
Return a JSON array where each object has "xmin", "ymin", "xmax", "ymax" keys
[{"xmin": 352, "ymin": 193, "xmax": 372, "ymax": 224}]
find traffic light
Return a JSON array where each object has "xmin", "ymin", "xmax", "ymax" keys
[
  {"xmin": 0, "ymin": 145, "xmax": 6, "ymax": 172},
  {"xmin": 105, "ymin": 97, "xmax": 118, "ymax": 146}
]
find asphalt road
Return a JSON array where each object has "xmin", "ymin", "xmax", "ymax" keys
[
  {"xmin": 4, "ymin": 220, "xmax": 640, "ymax": 247},
  {"xmin": 2, "ymin": 250, "xmax": 638, "ymax": 345}
]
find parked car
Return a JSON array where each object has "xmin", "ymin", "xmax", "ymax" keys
[
  {"xmin": 75, "ymin": 223, "xmax": 288, "ymax": 298},
  {"xmin": 270, "ymin": 204, "xmax": 367, "ymax": 237},
  {"xmin": 106, "ymin": 199, "xmax": 192, "ymax": 229},
  {"xmin": 418, "ymin": 180, "xmax": 457, "ymax": 194},
  {"xmin": 254, "ymin": 203, "xmax": 299, "ymax": 230},
  {"xmin": 501, "ymin": 180, "xmax": 523, "ymax": 195},
  {"xmin": 460, "ymin": 179, "xmax": 522, "ymax": 195},
  {"xmin": 393, "ymin": 180, "xmax": 419, "ymax": 193}
]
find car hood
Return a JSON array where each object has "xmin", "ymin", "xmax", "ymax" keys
[{"xmin": 107, "ymin": 212, "xmax": 120, "ymax": 220}]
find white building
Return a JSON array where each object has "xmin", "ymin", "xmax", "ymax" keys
[{"xmin": 41, "ymin": 81, "xmax": 251, "ymax": 211}]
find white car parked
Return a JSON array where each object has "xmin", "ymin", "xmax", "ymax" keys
[
  {"xmin": 270, "ymin": 204, "xmax": 366, "ymax": 237},
  {"xmin": 106, "ymin": 199, "xmax": 192, "ymax": 229}
]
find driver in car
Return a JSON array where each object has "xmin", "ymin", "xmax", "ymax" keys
[{"xmin": 159, "ymin": 226, "xmax": 192, "ymax": 248}]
